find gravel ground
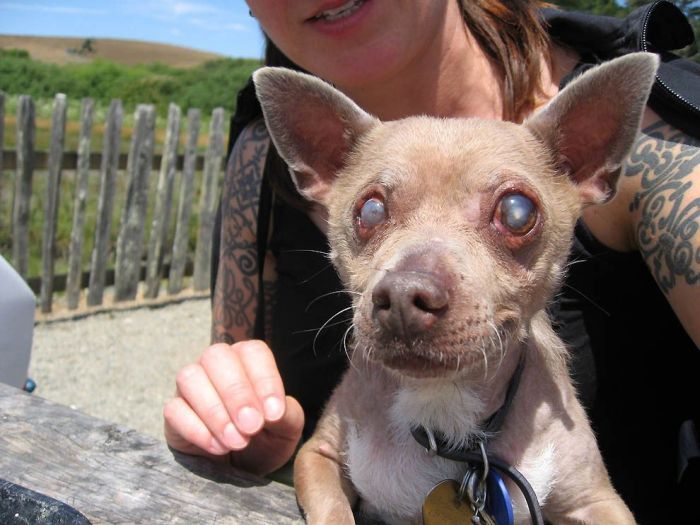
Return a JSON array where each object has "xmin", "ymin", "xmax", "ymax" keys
[{"xmin": 28, "ymin": 297, "xmax": 211, "ymax": 440}]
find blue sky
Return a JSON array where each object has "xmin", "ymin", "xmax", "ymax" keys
[{"xmin": 0, "ymin": 1, "xmax": 266, "ymax": 58}]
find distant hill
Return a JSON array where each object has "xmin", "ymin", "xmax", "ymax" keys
[{"xmin": 0, "ymin": 35, "xmax": 224, "ymax": 68}]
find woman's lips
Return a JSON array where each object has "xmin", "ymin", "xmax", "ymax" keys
[
  {"xmin": 310, "ymin": 0, "xmax": 366, "ymax": 21},
  {"xmin": 305, "ymin": 0, "xmax": 372, "ymax": 34}
]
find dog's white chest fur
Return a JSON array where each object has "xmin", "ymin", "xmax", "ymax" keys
[
  {"xmin": 346, "ymin": 416, "xmax": 464, "ymax": 525},
  {"xmin": 344, "ymin": 380, "xmax": 555, "ymax": 524}
]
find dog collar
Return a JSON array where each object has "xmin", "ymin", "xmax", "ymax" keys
[
  {"xmin": 479, "ymin": 352, "xmax": 526, "ymax": 437},
  {"xmin": 411, "ymin": 353, "xmax": 545, "ymax": 524}
]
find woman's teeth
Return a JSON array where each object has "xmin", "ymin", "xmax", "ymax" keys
[{"xmin": 315, "ymin": 0, "xmax": 365, "ymax": 21}]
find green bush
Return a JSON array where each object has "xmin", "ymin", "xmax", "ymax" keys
[
  {"xmin": 0, "ymin": 54, "xmax": 261, "ymax": 115},
  {"xmin": 0, "ymin": 48, "xmax": 31, "ymax": 59},
  {"xmin": 179, "ymin": 59, "xmax": 257, "ymax": 112},
  {"xmin": 0, "ymin": 54, "xmax": 67, "ymax": 99}
]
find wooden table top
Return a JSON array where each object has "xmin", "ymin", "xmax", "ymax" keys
[{"xmin": 0, "ymin": 382, "xmax": 304, "ymax": 524}]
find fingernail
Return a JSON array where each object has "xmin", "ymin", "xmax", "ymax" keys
[
  {"xmin": 263, "ymin": 396, "xmax": 284, "ymax": 421},
  {"xmin": 223, "ymin": 423, "xmax": 248, "ymax": 449},
  {"xmin": 209, "ymin": 437, "xmax": 229, "ymax": 455},
  {"xmin": 236, "ymin": 406, "xmax": 263, "ymax": 434}
]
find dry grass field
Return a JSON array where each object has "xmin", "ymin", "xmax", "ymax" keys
[{"xmin": 0, "ymin": 35, "xmax": 223, "ymax": 67}]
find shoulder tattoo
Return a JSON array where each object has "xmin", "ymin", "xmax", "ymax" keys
[
  {"xmin": 212, "ymin": 120, "xmax": 270, "ymax": 343},
  {"xmin": 624, "ymin": 121, "xmax": 700, "ymax": 294}
]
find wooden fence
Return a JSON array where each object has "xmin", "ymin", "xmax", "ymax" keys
[{"xmin": 1, "ymin": 92, "xmax": 227, "ymax": 314}]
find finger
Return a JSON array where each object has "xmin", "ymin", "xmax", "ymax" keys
[
  {"xmin": 230, "ymin": 396, "xmax": 305, "ymax": 475},
  {"xmin": 265, "ymin": 395, "xmax": 304, "ymax": 440},
  {"xmin": 235, "ymin": 340, "xmax": 286, "ymax": 422},
  {"xmin": 175, "ymin": 362, "xmax": 249, "ymax": 450},
  {"xmin": 199, "ymin": 343, "xmax": 267, "ymax": 436},
  {"xmin": 163, "ymin": 397, "xmax": 229, "ymax": 457}
]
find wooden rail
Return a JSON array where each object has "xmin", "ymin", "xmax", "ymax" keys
[
  {"xmin": 1, "ymin": 92, "xmax": 228, "ymax": 313},
  {"xmin": 1, "ymin": 148, "xmax": 211, "ymax": 171}
]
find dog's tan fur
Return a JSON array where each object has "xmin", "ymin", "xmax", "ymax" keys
[{"xmin": 254, "ymin": 53, "xmax": 658, "ymax": 524}]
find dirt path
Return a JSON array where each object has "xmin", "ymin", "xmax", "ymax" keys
[{"xmin": 28, "ymin": 297, "xmax": 210, "ymax": 439}]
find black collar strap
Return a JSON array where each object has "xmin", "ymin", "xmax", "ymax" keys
[
  {"xmin": 410, "ymin": 353, "xmax": 545, "ymax": 524},
  {"xmin": 480, "ymin": 352, "xmax": 526, "ymax": 436}
]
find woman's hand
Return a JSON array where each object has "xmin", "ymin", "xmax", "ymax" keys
[{"xmin": 163, "ymin": 340, "xmax": 304, "ymax": 476}]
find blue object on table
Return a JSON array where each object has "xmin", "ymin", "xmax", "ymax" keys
[
  {"xmin": 23, "ymin": 378, "xmax": 37, "ymax": 393},
  {"xmin": 486, "ymin": 469, "xmax": 515, "ymax": 525}
]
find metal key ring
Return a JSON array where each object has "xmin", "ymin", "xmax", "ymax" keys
[
  {"xmin": 457, "ymin": 468, "xmax": 488, "ymax": 515},
  {"xmin": 458, "ymin": 468, "xmax": 475, "ymax": 503},
  {"xmin": 477, "ymin": 440, "xmax": 489, "ymax": 484}
]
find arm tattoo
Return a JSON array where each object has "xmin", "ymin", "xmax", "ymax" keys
[
  {"xmin": 625, "ymin": 121, "xmax": 700, "ymax": 294},
  {"xmin": 212, "ymin": 120, "xmax": 270, "ymax": 343}
]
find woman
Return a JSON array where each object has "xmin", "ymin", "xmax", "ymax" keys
[{"xmin": 164, "ymin": 1, "xmax": 700, "ymax": 522}]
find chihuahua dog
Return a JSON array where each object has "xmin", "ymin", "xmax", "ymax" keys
[{"xmin": 253, "ymin": 53, "xmax": 658, "ymax": 524}]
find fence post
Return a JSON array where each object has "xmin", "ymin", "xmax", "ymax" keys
[
  {"xmin": 11, "ymin": 95, "xmax": 35, "ymax": 279},
  {"xmin": 168, "ymin": 108, "xmax": 200, "ymax": 295},
  {"xmin": 114, "ymin": 104, "xmax": 156, "ymax": 302},
  {"xmin": 87, "ymin": 100, "xmax": 123, "ymax": 306},
  {"xmin": 192, "ymin": 107, "xmax": 224, "ymax": 292},
  {"xmin": 66, "ymin": 98, "xmax": 94, "ymax": 309},
  {"xmin": 144, "ymin": 103, "xmax": 181, "ymax": 299},
  {"xmin": 39, "ymin": 94, "xmax": 68, "ymax": 313}
]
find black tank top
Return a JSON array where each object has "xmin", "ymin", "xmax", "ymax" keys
[
  {"xmin": 551, "ymin": 220, "xmax": 699, "ymax": 523},
  {"xmin": 267, "ymin": 198, "xmax": 350, "ymax": 439}
]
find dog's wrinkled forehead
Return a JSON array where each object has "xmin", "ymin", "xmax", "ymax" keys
[
  {"xmin": 370, "ymin": 117, "xmax": 547, "ymax": 183},
  {"xmin": 333, "ymin": 116, "xmax": 554, "ymax": 211}
]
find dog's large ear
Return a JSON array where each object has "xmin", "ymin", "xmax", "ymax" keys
[
  {"xmin": 253, "ymin": 67, "xmax": 379, "ymax": 204},
  {"xmin": 525, "ymin": 52, "xmax": 658, "ymax": 205}
]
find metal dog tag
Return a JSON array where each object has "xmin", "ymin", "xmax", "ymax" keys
[
  {"xmin": 485, "ymin": 470, "xmax": 514, "ymax": 525},
  {"xmin": 422, "ymin": 479, "xmax": 474, "ymax": 525}
]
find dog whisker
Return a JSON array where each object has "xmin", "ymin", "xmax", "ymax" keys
[
  {"xmin": 363, "ymin": 343, "xmax": 375, "ymax": 364},
  {"xmin": 312, "ymin": 306, "xmax": 355, "ymax": 355},
  {"xmin": 305, "ymin": 289, "xmax": 361, "ymax": 312},
  {"xmin": 490, "ymin": 319, "xmax": 506, "ymax": 371},
  {"xmin": 563, "ymin": 255, "xmax": 586, "ymax": 269},
  {"xmin": 478, "ymin": 337, "xmax": 489, "ymax": 382},
  {"xmin": 343, "ymin": 324, "xmax": 362, "ymax": 371},
  {"xmin": 343, "ymin": 325, "xmax": 353, "ymax": 349},
  {"xmin": 293, "ymin": 318, "xmax": 352, "ymax": 335},
  {"xmin": 560, "ymin": 283, "xmax": 610, "ymax": 316},
  {"xmin": 281, "ymin": 248, "xmax": 332, "ymax": 257},
  {"xmin": 298, "ymin": 262, "xmax": 338, "ymax": 285}
]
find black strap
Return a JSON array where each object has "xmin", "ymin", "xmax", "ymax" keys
[
  {"xmin": 481, "ymin": 354, "xmax": 525, "ymax": 435},
  {"xmin": 253, "ymin": 150, "xmax": 274, "ymax": 341}
]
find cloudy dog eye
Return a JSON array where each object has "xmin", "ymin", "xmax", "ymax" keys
[
  {"xmin": 359, "ymin": 197, "xmax": 386, "ymax": 228},
  {"xmin": 498, "ymin": 193, "xmax": 537, "ymax": 235}
]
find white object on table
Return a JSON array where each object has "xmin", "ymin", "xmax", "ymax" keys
[{"xmin": 0, "ymin": 255, "xmax": 35, "ymax": 388}]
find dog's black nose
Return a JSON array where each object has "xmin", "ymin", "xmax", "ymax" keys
[{"xmin": 372, "ymin": 271, "xmax": 449, "ymax": 342}]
